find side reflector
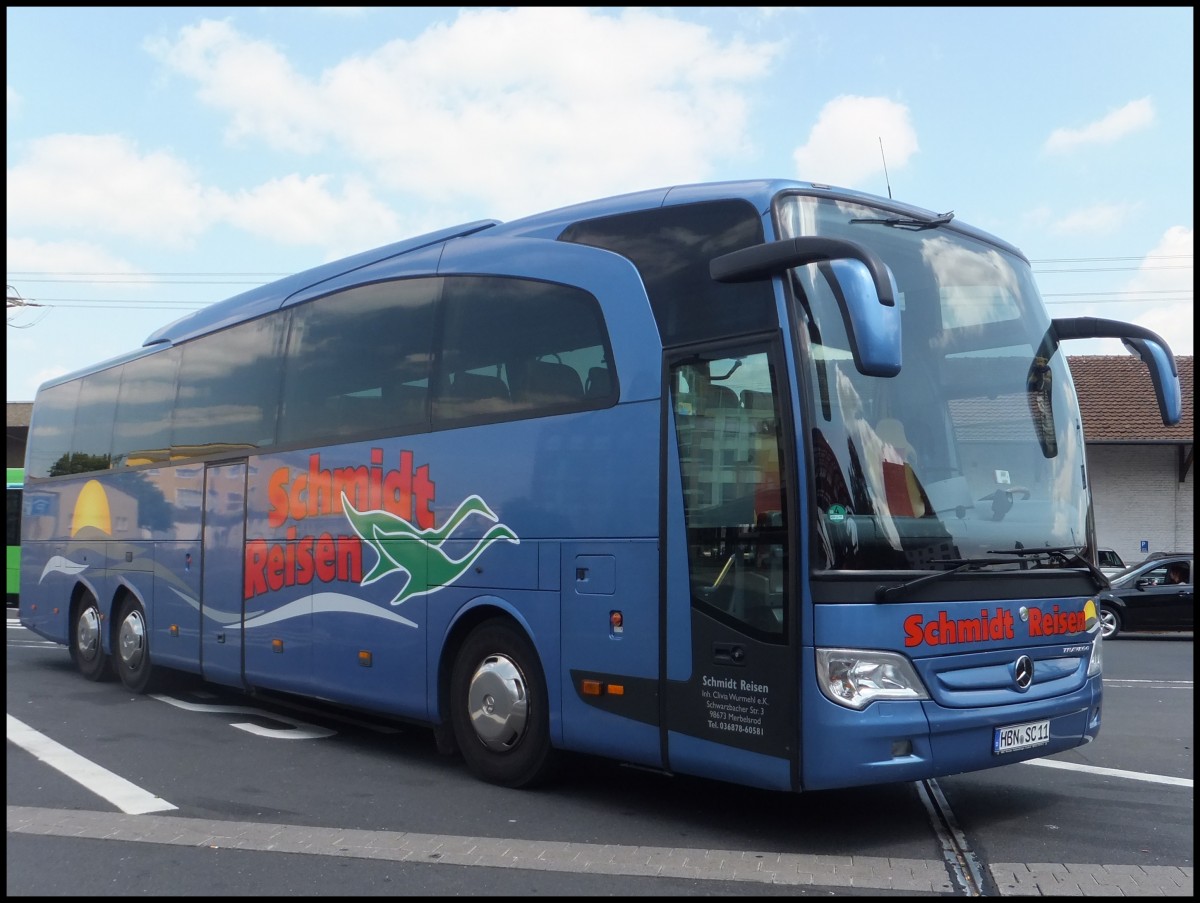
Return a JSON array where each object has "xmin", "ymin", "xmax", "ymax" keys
[{"xmin": 581, "ymin": 679, "xmax": 625, "ymax": 697}]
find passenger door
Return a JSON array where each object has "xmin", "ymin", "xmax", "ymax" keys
[
  {"xmin": 200, "ymin": 461, "xmax": 247, "ymax": 686},
  {"xmin": 662, "ymin": 341, "xmax": 800, "ymax": 791}
]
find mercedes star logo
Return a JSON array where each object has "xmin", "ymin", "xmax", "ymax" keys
[{"xmin": 1014, "ymin": 655, "xmax": 1034, "ymax": 690}]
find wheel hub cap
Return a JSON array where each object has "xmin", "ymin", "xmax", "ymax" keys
[{"xmin": 467, "ymin": 654, "xmax": 528, "ymax": 751}]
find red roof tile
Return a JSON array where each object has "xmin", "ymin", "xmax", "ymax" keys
[{"xmin": 1068, "ymin": 355, "xmax": 1194, "ymax": 442}]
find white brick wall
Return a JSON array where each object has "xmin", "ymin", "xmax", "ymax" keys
[{"xmin": 1088, "ymin": 444, "xmax": 1194, "ymax": 565}]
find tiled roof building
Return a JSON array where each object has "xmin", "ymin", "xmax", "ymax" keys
[
  {"xmin": 1068, "ymin": 355, "xmax": 1193, "ymax": 563},
  {"xmin": 1069, "ymin": 354, "xmax": 1194, "ymax": 445}
]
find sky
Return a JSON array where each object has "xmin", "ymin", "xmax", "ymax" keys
[{"xmin": 6, "ymin": 7, "xmax": 1194, "ymax": 402}]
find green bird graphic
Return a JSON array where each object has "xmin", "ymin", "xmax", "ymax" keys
[{"xmin": 341, "ymin": 492, "xmax": 519, "ymax": 606}]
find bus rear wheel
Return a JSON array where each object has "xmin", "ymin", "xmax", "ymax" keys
[
  {"xmin": 113, "ymin": 596, "xmax": 163, "ymax": 693},
  {"xmin": 450, "ymin": 618, "xmax": 557, "ymax": 788},
  {"xmin": 70, "ymin": 591, "xmax": 110, "ymax": 681}
]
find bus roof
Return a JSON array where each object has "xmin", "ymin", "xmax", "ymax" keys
[{"xmin": 34, "ymin": 178, "xmax": 1021, "ymax": 393}]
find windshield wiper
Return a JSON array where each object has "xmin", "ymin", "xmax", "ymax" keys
[
  {"xmin": 850, "ymin": 211, "xmax": 954, "ymax": 231},
  {"xmin": 987, "ymin": 545, "xmax": 1109, "ymax": 591},
  {"xmin": 875, "ymin": 546, "xmax": 1107, "ymax": 602},
  {"xmin": 876, "ymin": 557, "xmax": 1025, "ymax": 602}
]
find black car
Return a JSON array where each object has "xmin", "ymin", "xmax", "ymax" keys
[{"xmin": 1096, "ymin": 554, "xmax": 1193, "ymax": 639}]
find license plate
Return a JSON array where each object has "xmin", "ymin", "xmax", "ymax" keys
[{"xmin": 993, "ymin": 719, "xmax": 1050, "ymax": 754}]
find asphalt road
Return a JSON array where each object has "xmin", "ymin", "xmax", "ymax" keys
[{"xmin": 6, "ymin": 612, "xmax": 1192, "ymax": 896}]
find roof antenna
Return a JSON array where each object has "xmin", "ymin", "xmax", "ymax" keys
[{"xmin": 878, "ymin": 137, "xmax": 892, "ymax": 199}]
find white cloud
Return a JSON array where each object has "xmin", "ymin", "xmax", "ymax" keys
[
  {"xmin": 223, "ymin": 174, "xmax": 402, "ymax": 253},
  {"xmin": 6, "ymin": 134, "xmax": 218, "ymax": 247},
  {"xmin": 144, "ymin": 8, "xmax": 781, "ymax": 218},
  {"xmin": 6, "ymin": 134, "xmax": 410, "ymax": 257},
  {"xmin": 6, "ymin": 236, "xmax": 145, "ymax": 276},
  {"xmin": 9, "ymin": 10, "xmax": 782, "ymax": 263},
  {"xmin": 1125, "ymin": 225, "xmax": 1193, "ymax": 357},
  {"xmin": 791, "ymin": 95, "xmax": 918, "ymax": 189},
  {"xmin": 1044, "ymin": 98, "xmax": 1155, "ymax": 155},
  {"xmin": 145, "ymin": 19, "xmax": 330, "ymax": 154},
  {"xmin": 1050, "ymin": 202, "xmax": 1141, "ymax": 236},
  {"xmin": 1078, "ymin": 225, "xmax": 1193, "ymax": 357}
]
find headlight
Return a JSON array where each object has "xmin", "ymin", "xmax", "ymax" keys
[
  {"xmin": 816, "ymin": 648, "xmax": 930, "ymax": 710},
  {"xmin": 1087, "ymin": 631, "xmax": 1102, "ymax": 678}
]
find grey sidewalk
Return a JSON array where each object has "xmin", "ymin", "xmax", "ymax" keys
[{"xmin": 7, "ymin": 805, "xmax": 1193, "ymax": 896}]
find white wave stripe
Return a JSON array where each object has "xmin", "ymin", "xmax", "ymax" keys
[
  {"xmin": 231, "ymin": 593, "xmax": 418, "ymax": 631},
  {"xmin": 164, "ymin": 585, "xmax": 268, "ymax": 626},
  {"xmin": 39, "ymin": 556, "xmax": 89, "ymax": 582},
  {"xmin": 313, "ymin": 592, "xmax": 418, "ymax": 628},
  {"xmin": 165, "ymin": 585, "xmax": 201, "ymax": 613}
]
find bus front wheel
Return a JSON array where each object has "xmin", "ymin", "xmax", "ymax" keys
[
  {"xmin": 450, "ymin": 618, "xmax": 557, "ymax": 788},
  {"xmin": 70, "ymin": 592, "xmax": 110, "ymax": 682},
  {"xmin": 113, "ymin": 596, "xmax": 162, "ymax": 693}
]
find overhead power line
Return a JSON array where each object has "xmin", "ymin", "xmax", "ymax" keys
[{"xmin": 6, "ymin": 253, "xmax": 1193, "ymax": 315}]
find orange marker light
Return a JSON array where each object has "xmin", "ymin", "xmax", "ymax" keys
[
  {"xmin": 581, "ymin": 679, "xmax": 603, "ymax": 696},
  {"xmin": 272, "ymin": 638, "xmax": 284, "ymax": 653},
  {"xmin": 358, "ymin": 650, "xmax": 373, "ymax": 667}
]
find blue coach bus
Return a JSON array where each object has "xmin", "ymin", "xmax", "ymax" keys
[{"xmin": 20, "ymin": 179, "xmax": 1180, "ymax": 792}]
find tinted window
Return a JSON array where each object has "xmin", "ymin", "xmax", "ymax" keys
[
  {"xmin": 671, "ymin": 345, "xmax": 788, "ymax": 640},
  {"xmin": 433, "ymin": 275, "xmax": 614, "ymax": 427},
  {"xmin": 7, "ymin": 487, "xmax": 22, "ymax": 546},
  {"xmin": 26, "ymin": 381, "xmax": 81, "ymax": 479},
  {"xmin": 70, "ymin": 366, "xmax": 122, "ymax": 472},
  {"xmin": 172, "ymin": 316, "xmax": 286, "ymax": 457},
  {"xmin": 560, "ymin": 199, "xmax": 773, "ymax": 347},
  {"xmin": 279, "ymin": 278, "xmax": 439, "ymax": 445},
  {"xmin": 112, "ymin": 349, "xmax": 180, "ymax": 467}
]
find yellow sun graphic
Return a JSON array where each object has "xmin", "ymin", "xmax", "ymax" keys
[
  {"xmin": 1082, "ymin": 599, "xmax": 1098, "ymax": 631},
  {"xmin": 70, "ymin": 479, "xmax": 113, "ymax": 537}
]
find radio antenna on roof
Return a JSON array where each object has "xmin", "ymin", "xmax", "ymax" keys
[{"xmin": 878, "ymin": 137, "xmax": 892, "ymax": 199}]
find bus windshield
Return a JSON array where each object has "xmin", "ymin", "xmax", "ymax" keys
[{"xmin": 778, "ymin": 193, "xmax": 1088, "ymax": 572}]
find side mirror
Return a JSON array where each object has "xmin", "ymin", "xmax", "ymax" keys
[
  {"xmin": 1052, "ymin": 317, "xmax": 1182, "ymax": 425},
  {"xmin": 711, "ymin": 237, "xmax": 901, "ymax": 377}
]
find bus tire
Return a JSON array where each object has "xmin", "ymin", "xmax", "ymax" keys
[
  {"xmin": 113, "ymin": 596, "xmax": 162, "ymax": 694},
  {"xmin": 450, "ymin": 618, "xmax": 557, "ymax": 788},
  {"xmin": 1098, "ymin": 604, "xmax": 1122, "ymax": 640},
  {"xmin": 70, "ymin": 591, "xmax": 111, "ymax": 682}
]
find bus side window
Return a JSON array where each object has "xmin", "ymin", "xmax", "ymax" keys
[
  {"xmin": 515, "ymin": 358, "xmax": 584, "ymax": 407},
  {"xmin": 439, "ymin": 370, "xmax": 513, "ymax": 421},
  {"xmin": 280, "ymin": 279, "xmax": 439, "ymax": 445},
  {"xmin": 585, "ymin": 366, "xmax": 612, "ymax": 399},
  {"xmin": 435, "ymin": 274, "xmax": 615, "ymax": 427},
  {"xmin": 448, "ymin": 371, "xmax": 510, "ymax": 401},
  {"xmin": 387, "ymin": 383, "xmax": 429, "ymax": 426}
]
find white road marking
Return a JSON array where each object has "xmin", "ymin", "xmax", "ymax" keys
[
  {"xmin": 6, "ymin": 714, "xmax": 177, "ymax": 814},
  {"xmin": 149, "ymin": 696, "xmax": 336, "ymax": 739},
  {"xmin": 1023, "ymin": 757, "xmax": 1192, "ymax": 787}
]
